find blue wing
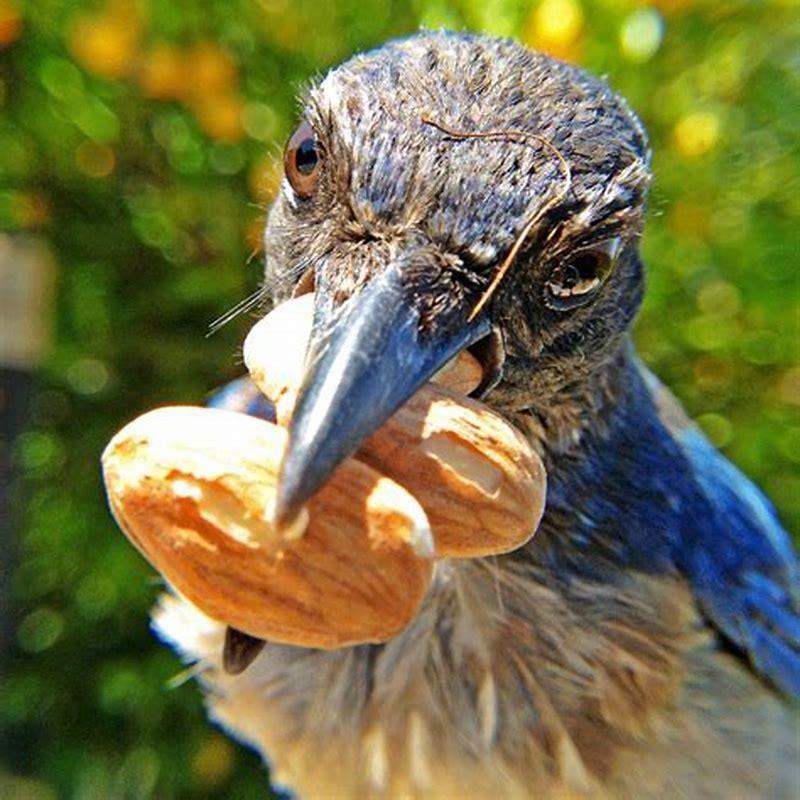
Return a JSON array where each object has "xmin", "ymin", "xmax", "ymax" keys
[
  {"xmin": 673, "ymin": 425, "xmax": 800, "ymax": 697},
  {"xmin": 641, "ymin": 365, "xmax": 799, "ymax": 696}
]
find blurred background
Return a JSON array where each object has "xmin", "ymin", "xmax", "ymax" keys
[{"xmin": 0, "ymin": 0, "xmax": 797, "ymax": 797}]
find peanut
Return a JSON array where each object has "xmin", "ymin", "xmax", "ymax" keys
[
  {"xmin": 102, "ymin": 406, "xmax": 434, "ymax": 648},
  {"xmin": 244, "ymin": 295, "xmax": 546, "ymax": 557},
  {"xmin": 243, "ymin": 293, "xmax": 484, "ymax": 427}
]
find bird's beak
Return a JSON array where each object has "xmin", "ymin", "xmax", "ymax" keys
[{"xmin": 274, "ymin": 259, "xmax": 491, "ymax": 524}]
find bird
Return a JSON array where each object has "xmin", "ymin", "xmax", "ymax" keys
[{"xmin": 153, "ymin": 31, "xmax": 799, "ymax": 799}]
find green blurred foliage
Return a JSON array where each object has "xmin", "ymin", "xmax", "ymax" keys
[{"xmin": 0, "ymin": 0, "xmax": 797, "ymax": 796}]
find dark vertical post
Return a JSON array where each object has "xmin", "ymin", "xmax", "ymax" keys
[{"xmin": 0, "ymin": 236, "xmax": 53, "ymax": 671}]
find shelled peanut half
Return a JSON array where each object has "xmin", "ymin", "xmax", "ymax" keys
[
  {"xmin": 103, "ymin": 407, "xmax": 433, "ymax": 648},
  {"xmin": 102, "ymin": 293, "xmax": 546, "ymax": 652}
]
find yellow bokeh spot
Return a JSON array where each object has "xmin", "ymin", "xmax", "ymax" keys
[
  {"xmin": 249, "ymin": 154, "xmax": 284, "ymax": 202},
  {"xmin": 185, "ymin": 42, "xmax": 238, "ymax": 98},
  {"xmin": 138, "ymin": 44, "xmax": 188, "ymax": 101},
  {"xmin": 75, "ymin": 141, "xmax": 115, "ymax": 178},
  {"xmin": 191, "ymin": 93, "xmax": 245, "ymax": 142},
  {"xmin": 69, "ymin": 12, "xmax": 141, "ymax": 79},
  {"xmin": 137, "ymin": 40, "xmax": 239, "ymax": 112},
  {"xmin": 526, "ymin": 0, "xmax": 585, "ymax": 59},
  {"xmin": 193, "ymin": 736, "xmax": 235, "ymax": 787},
  {"xmin": 0, "ymin": 0, "xmax": 22, "ymax": 48},
  {"xmin": 673, "ymin": 111, "xmax": 720, "ymax": 159}
]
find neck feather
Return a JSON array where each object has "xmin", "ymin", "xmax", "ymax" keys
[{"xmin": 513, "ymin": 336, "xmax": 640, "ymax": 468}]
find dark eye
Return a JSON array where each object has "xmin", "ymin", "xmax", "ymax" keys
[
  {"xmin": 545, "ymin": 238, "xmax": 621, "ymax": 311},
  {"xmin": 284, "ymin": 121, "xmax": 321, "ymax": 199}
]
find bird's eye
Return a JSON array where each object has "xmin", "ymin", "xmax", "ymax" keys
[
  {"xmin": 284, "ymin": 121, "xmax": 321, "ymax": 199},
  {"xmin": 545, "ymin": 238, "xmax": 621, "ymax": 311}
]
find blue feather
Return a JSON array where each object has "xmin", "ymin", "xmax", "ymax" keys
[
  {"xmin": 545, "ymin": 366, "xmax": 799, "ymax": 697},
  {"xmin": 673, "ymin": 427, "xmax": 799, "ymax": 697}
]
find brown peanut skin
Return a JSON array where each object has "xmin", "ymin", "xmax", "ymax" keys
[
  {"xmin": 358, "ymin": 385, "xmax": 547, "ymax": 557},
  {"xmin": 103, "ymin": 407, "xmax": 433, "ymax": 648}
]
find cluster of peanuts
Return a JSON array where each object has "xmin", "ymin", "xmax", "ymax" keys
[{"xmin": 102, "ymin": 294, "xmax": 546, "ymax": 650}]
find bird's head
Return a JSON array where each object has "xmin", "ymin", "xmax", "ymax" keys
[{"xmin": 264, "ymin": 32, "xmax": 652, "ymax": 522}]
